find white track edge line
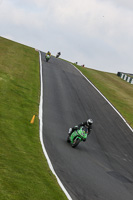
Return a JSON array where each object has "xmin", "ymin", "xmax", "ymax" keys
[
  {"xmin": 39, "ymin": 51, "xmax": 72, "ymax": 200},
  {"xmin": 71, "ymin": 63, "xmax": 133, "ymax": 133}
]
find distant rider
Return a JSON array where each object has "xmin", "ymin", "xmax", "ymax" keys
[
  {"xmin": 68, "ymin": 119, "xmax": 93, "ymax": 139},
  {"xmin": 56, "ymin": 52, "xmax": 61, "ymax": 58},
  {"xmin": 46, "ymin": 51, "xmax": 51, "ymax": 57}
]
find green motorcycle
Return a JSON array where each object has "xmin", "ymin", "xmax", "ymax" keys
[
  {"xmin": 45, "ymin": 54, "xmax": 50, "ymax": 62},
  {"xmin": 67, "ymin": 126, "xmax": 88, "ymax": 148}
]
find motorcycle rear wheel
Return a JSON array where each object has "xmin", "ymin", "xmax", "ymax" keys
[{"xmin": 67, "ymin": 136, "xmax": 70, "ymax": 143}]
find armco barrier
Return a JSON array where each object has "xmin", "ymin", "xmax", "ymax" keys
[{"xmin": 117, "ymin": 72, "xmax": 133, "ymax": 84}]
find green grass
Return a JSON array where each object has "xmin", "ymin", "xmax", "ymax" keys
[
  {"xmin": 73, "ymin": 64, "xmax": 133, "ymax": 128},
  {"xmin": 0, "ymin": 37, "xmax": 67, "ymax": 200}
]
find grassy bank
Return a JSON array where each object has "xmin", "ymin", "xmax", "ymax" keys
[
  {"xmin": 0, "ymin": 37, "xmax": 67, "ymax": 200},
  {"xmin": 73, "ymin": 64, "xmax": 133, "ymax": 129}
]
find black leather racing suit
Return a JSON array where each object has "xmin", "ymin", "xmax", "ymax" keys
[{"xmin": 69, "ymin": 121, "xmax": 92, "ymax": 136}]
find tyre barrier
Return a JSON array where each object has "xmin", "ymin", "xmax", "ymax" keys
[{"xmin": 117, "ymin": 72, "xmax": 133, "ymax": 84}]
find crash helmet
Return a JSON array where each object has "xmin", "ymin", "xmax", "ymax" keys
[{"xmin": 87, "ymin": 119, "xmax": 93, "ymax": 126}]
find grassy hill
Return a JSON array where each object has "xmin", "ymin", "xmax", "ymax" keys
[
  {"xmin": 0, "ymin": 37, "xmax": 67, "ymax": 200},
  {"xmin": 73, "ymin": 64, "xmax": 133, "ymax": 129},
  {"xmin": 0, "ymin": 36, "xmax": 133, "ymax": 200}
]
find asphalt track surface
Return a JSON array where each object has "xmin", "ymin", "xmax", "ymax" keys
[{"xmin": 41, "ymin": 52, "xmax": 133, "ymax": 200}]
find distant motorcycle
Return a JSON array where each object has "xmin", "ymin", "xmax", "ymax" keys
[
  {"xmin": 67, "ymin": 126, "xmax": 88, "ymax": 148},
  {"xmin": 45, "ymin": 54, "xmax": 50, "ymax": 62},
  {"xmin": 56, "ymin": 52, "xmax": 61, "ymax": 58}
]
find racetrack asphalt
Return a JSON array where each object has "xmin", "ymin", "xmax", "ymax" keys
[{"xmin": 41, "ymin": 52, "xmax": 133, "ymax": 200}]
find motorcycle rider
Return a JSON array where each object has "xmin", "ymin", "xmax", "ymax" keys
[
  {"xmin": 56, "ymin": 52, "xmax": 61, "ymax": 58},
  {"xmin": 46, "ymin": 51, "xmax": 51, "ymax": 57},
  {"xmin": 68, "ymin": 119, "xmax": 93, "ymax": 139}
]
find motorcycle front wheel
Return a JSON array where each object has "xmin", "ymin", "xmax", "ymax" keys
[{"xmin": 72, "ymin": 137, "xmax": 80, "ymax": 148}]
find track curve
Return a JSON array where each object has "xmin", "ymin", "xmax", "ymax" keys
[{"xmin": 41, "ymin": 52, "xmax": 133, "ymax": 200}]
